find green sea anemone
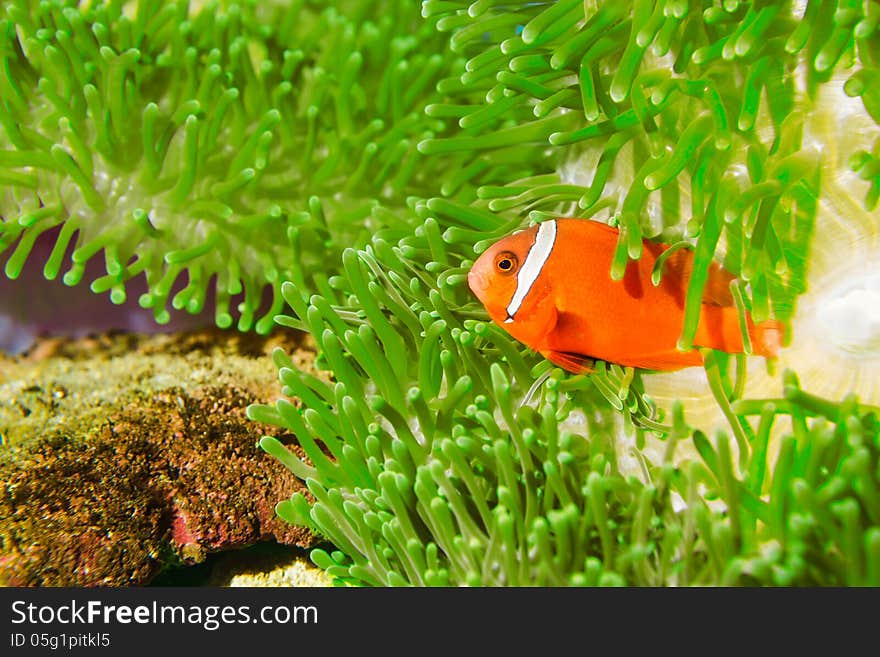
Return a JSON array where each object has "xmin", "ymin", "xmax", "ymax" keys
[
  {"xmin": 251, "ymin": 0, "xmax": 880, "ymax": 585},
  {"xmin": 3, "ymin": 0, "xmax": 879, "ymax": 586},
  {"xmin": 0, "ymin": 0, "xmax": 452, "ymax": 330}
]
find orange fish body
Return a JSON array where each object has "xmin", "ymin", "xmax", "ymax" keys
[{"xmin": 467, "ymin": 218, "xmax": 781, "ymax": 373}]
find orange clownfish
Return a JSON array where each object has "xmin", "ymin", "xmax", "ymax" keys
[{"xmin": 467, "ymin": 218, "xmax": 782, "ymax": 373}]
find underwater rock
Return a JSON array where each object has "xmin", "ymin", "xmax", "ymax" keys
[{"xmin": 0, "ymin": 329, "xmax": 318, "ymax": 586}]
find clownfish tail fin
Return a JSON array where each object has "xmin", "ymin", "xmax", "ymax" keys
[{"xmin": 751, "ymin": 319, "xmax": 784, "ymax": 358}]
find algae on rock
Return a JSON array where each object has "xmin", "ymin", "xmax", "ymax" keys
[{"xmin": 0, "ymin": 330, "xmax": 318, "ymax": 586}]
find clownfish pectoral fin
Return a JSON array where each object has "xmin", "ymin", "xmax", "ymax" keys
[{"xmin": 540, "ymin": 349, "xmax": 595, "ymax": 374}]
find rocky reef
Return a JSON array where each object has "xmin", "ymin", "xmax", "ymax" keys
[{"xmin": 0, "ymin": 329, "xmax": 319, "ymax": 586}]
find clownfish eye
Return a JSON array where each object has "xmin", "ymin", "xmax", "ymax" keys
[{"xmin": 494, "ymin": 251, "xmax": 518, "ymax": 275}]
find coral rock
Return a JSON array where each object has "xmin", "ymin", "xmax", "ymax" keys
[{"xmin": 0, "ymin": 330, "xmax": 317, "ymax": 586}]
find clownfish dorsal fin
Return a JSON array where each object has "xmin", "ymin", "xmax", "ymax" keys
[
  {"xmin": 658, "ymin": 247, "xmax": 735, "ymax": 308},
  {"xmin": 540, "ymin": 349, "xmax": 595, "ymax": 374}
]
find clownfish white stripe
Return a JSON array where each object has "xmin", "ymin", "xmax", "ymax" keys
[{"xmin": 505, "ymin": 219, "xmax": 557, "ymax": 323}]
